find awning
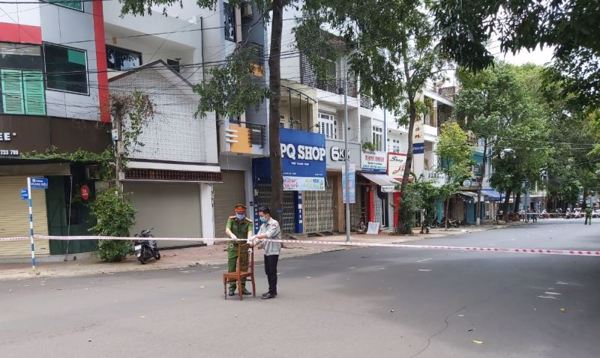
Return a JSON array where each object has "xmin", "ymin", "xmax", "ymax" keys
[
  {"xmin": 458, "ymin": 191, "xmax": 478, "ymax": 202},
  {"xmin": 360, "ymin": 173, "xmax": 400, "ymax": 192},
  {"xmin": 482, "ymin": 189, "xmax": 503, "ymax": 201}
]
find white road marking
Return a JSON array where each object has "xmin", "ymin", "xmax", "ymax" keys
[
  {"xmin": 418, "ymin": 269, "xmax": 432, "ymax": 272},
  {"xmin": 537, "ymin": 295, "xmax": 558, "ymax": 300},
  {"xmin": 544, "ymin": 292, "xmax": 562, "ymax": 296},
  {"xmin": 416, "ymin": 258, "xmax": 432, "ymax": 263}
]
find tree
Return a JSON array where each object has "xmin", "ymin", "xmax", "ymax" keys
[
  {"xmin": 433, "ymin": 0, "xmax": 600, "ymax": 107},
  {"xmin": 297, "ymin": 0, "xmax": 446, "ymax": 233},
  {"xmin": 455, "ymin": 63, "xmax": 546, "ymax": 224},
  {"xmin": 119, "ymin": 0, "xmax": 286, "ymax": 222},
  {"xmin": 436, "ymin": 122, "xmax": 473, "ymax": 228}
]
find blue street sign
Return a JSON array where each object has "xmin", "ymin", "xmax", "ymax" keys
[
  {"xmin": 30, "ymin": 177, "xmax": 48, "ymax": 190},
  {"xmin": 20, "ymin": 188, "xmax": 28, "ymax": 200}
]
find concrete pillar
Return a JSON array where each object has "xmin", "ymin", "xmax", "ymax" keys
[{"xmin": 200, "ymin": 183, "xmax": 215, "ymax": 239}]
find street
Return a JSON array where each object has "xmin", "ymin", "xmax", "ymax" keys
[{"xmin": 2, "ymin": 220, "xmax": 600, "ymax": 358}]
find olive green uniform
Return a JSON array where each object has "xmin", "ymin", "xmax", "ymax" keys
[
  {"xmin": 585, "ymin": 207, "xmax": 592, "ymax": 225},
  {"xmin": 226, "ymin": 216, "xmax": 253, "ymax": 290}
]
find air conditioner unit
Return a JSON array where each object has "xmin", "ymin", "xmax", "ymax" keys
[
  {"xmin": 85, "ymin": 165, "xmax": 101, "ymax": 180},
  {"xmin": 241, "ymin": 2, "xmax": 253, "ymax": 17}
]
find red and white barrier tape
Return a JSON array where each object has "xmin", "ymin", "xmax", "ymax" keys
[{"xmin": 0, "ymin": 235, "xmax": 598, "ymax": 258}]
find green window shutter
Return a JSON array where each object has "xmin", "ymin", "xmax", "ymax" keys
[
  {"xmin": 1, "ymin": 69, "xmax": 25, "ymax": 114},
  {"xmin": 23, "ymin": 71, "xmax": 46, "ymax": 115}
]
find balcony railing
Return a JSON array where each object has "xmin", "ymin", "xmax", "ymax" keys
[
  {"xmin": 360, "ymin": 95, "xmax": 374, "ymax": 109},
  {"xmin": 314, "ymin": 78, "xmax": 358, "ymax": 97}
]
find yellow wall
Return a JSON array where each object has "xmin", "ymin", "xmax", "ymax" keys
[{"xmin": 0, "ymin": 177, "xmax": 49, "ymax": 257}]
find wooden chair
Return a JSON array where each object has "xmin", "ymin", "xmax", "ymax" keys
[{"xmin": 223, "ymin": 243, "xmax": 255, "ymax": 300}]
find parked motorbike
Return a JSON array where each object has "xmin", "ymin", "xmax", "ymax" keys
[{"xmin": 134, "ymin": 228, "xmax": 160, "ymax": 264}]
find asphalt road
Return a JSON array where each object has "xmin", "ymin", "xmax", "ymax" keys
[{"xmin": 2, "ymin": 219, "xmax": 600, "ymax": 358}]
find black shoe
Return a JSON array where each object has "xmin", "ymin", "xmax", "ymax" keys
[
  {"xmin": 261, "ymin": 292, "xmax": 277, "ymax": 299},
  {"xmin": 242, "ymin": 288, "xmax": 252, "ymax": 295},
  {"xmin": 228, "ymin": 288, "xmax": 236, "ymax": 296}
]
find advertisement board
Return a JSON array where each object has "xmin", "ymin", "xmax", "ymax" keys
[
  {"xmin": 361, "ymin": 151, "xmax": 387, "ymax": 173},
  {"xmin": 280, "ymin": 128, "xmax": 327, "ymax": 191},
  {"xmin": 388, "ymin": 152, "xmax": 407, "ymax": 179},
  {"xmin": 342, "ymin": 163, "xmax": 356, "ymax": 204}
]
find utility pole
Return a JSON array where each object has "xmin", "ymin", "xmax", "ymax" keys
[
  {"xmin": 113, "ymin": 109, "xmax": 124, "ymax": 191},
  {"xmin": 344, "ymin": 59, "xmax": 351, "ymax": 243}
]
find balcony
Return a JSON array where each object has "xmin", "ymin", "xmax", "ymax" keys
[{"xmin": 220, "ymin": 120, "xmax": 266, "ymax": 157}]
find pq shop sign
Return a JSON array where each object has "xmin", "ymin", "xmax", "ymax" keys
[{"xmin": 279, "ymin": 128, "xmax": 327, "ymax": 191}]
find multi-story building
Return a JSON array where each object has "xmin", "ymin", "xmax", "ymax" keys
[{"xmin": 0, "ymin": 0, "xmax": 111, "ymax": 258}]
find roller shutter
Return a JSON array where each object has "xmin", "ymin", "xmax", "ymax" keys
[
  {"xmin": 0, "ymin": 176, "xmax": 49, "ymax": 257},
  {"xmin": 213, "ymin": 171, "xmax": 246, "ymax": 238}
]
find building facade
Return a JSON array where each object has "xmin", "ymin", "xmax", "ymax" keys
[{"xmin": 0, "ymin": 0, "xmax": 111, "ymax": 258}]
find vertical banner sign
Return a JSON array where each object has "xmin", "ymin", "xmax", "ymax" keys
[
  {"xmin": 388, "ymin": 153, "xmax": 407, "ymax": 179},
  {"xmin": 280, "ymin": 128, "xmax": 327, "ymax": 191},
  {"xmin": 342, "ymin": 163, "xmax": 356, "ymax": 204},
  {"xmin": 412, "ymin": 116, "xmax": 425, "ymax": 176}
]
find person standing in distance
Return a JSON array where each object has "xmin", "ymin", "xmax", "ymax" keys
[
  {"xmin": 252, "ymin": 206, "xmax": 281, "ymax": 299},
  {"xmin": 225, "ymin": 204, "xmax": 253, "ymax": 296}
]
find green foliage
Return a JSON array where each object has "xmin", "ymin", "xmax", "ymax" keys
[
  {"xmin": 433, "ymin": 0, "xmax": 600, "ymax": 107},
  {"xmin": 413, "ymin": 180, "xmax": 440, "ymax": 228},
  {"xmin": 90, "ymin": 189, "xmax": 136, "ymax": 262},
  {"xmin": 194, "ymin": 48, "xmax": 269, "ymax": 119},
  {"xmin": 361, "ymin": 142, "xmax": 375, "ymax": 152},
  {"xmin": 397, "ymin": 184, "xmax": 422, "ymax": 235},
  {"xmin": 437, "ymin": 121, "xmax": 473, "ymax": 184}
]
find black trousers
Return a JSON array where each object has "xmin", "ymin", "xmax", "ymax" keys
[{"xmin": 264, "ymin": 255, "xmax": 279, "ymax": 294}]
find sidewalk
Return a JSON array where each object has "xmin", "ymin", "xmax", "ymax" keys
[{"xmin": 0, "ymin": 224, "xmax": 509, "ymax": 281}]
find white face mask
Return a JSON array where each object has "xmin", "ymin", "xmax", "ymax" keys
[
  {"xmin": 235, "ymin": 213, "xmax": 245, "ymax": 220},
  {"xmin": 259, "ymin": 216, "xmax": 268, "ymax": 223}
]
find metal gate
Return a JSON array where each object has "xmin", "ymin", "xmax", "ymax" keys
[
  {"xmin": 254, "ymin": 183, "xmax": 296, "ymax": 233},
  {"xmin": 303, "ymin": 180, "xmax": 334, "ymax": 234}
]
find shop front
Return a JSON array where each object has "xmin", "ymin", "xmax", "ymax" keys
[
  {"xmin": 360, "ymin": 151, "xmax": 398, "ymax": 230},
  {"xmin": 325, "ymin": 139, "xmax": 362, "ymax": 233},
  {"xmin": 0, "ymin": 115, "xmax": 111, "ymax": 257}
]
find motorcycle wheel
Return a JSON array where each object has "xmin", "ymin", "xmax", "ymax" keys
[
  {"xmin": 138, "ymin": 247, "xmax": 148, "ymax": 264},
  {"xmin": 154, "ymin": 251, "xmax": 161, "ymax": 260}
]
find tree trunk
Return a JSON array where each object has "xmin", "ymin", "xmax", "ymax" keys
[
  {"xmin": 397, "ymin": 97, "xmax": 417, "ymax": 234},
  {"xmin": 514, "ymin": 192, "xmax": 521, "ymax": 213},
  {"xmin": 268, "ymin": 0, "xmax": 284, "ymax": 222},
  {"xmin": 503, "ymin": 190, "xmax": 511, "ymax": 222},
  {"xmin": 475, "ymin": 139, "xmax": 488, "ymax": 226},
  {"xmin": 444, "ymin": 197, "xmax": 450, "ymax": 230}
]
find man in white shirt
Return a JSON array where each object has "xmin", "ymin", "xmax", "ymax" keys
[{"xmin": 252, "ymin": 206, "xmax": 281, "ymax": 299}]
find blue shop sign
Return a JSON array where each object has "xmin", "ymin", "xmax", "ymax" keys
[
  {"xmin": 280, "ymin": 128, "xmax": 326, "ymax": 191},
  {"xmin": 253, "ymin": 129, "xmax": 326, "ymax": 191}
]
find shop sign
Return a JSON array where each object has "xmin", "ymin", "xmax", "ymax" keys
[
  {"xmin": 388, "ymin": 152, "xmax": 407, "ymax": 179},
  {"xmin": 342, "ymin": 163, "xmax": 356, "ymax": 204},
  {"xmin": 361, "ymin": 151, "xmax": 387, "ymax": 173},
  {"xmin": 0, "ymin": 131, "xmax": 19, "ymax": 157},
  {"xmin": 280, "ymin": 128, "xmax": 326, "ymax": 191},
  {"xmin": 325, "ymin": 139, "xmax": 361, "ymax": 170}
]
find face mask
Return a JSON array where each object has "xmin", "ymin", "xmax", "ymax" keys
[
  {"xmin": 235, "ymin": 213, "xmax": 245, "ymax": 220},
  {"xmin": 259, "ymin": 216, "xmax": 268, "ymax": 223}
]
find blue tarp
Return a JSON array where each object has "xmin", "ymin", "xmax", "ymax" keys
[{"xmin": 482, "ymin": 189, "xmax": 503, "ymax": 201}]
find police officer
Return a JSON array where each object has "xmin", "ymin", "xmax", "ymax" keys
[{"xmin": 225, "ymin": 204, "xmax": 253, "ymax": 296}]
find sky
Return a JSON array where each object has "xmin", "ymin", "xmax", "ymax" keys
[{"xmin": 498, "ymin": 46, "xmax": 555, "ymax": 66}]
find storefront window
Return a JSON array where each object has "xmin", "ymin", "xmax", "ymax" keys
[{"xmin": 44, "ymin": 43, "xmax": 88, "ymax": 94}]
